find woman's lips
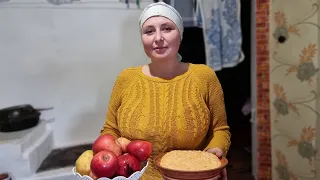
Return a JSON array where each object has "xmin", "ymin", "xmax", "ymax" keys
[
  {"xmin": 154, "ymin": 47, "xmax": 167, "ymax": 53},
  {"xmin": 154, "ymin": 47, "xmax": 167, "ymax": 50}
]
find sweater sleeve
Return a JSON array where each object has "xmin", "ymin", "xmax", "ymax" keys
[
  {"xmin": 203, "ymin": 69, "xmax": 231, "ymax": 156},
  {"xmin": 100, "ymin": 70, "xmax": 129, "ymax": 138}
]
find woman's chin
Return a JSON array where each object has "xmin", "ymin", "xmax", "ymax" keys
[{"xmin": 151, "ymin": 52, "xmax": 171, "ymax": 60}]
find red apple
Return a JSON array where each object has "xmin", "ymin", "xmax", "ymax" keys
[
  {"xmin": 116, "ymin": 153, "xmax": 141, "ymax": 177},
  {"xmin": 90, "ymin": 150, "xmax": 119, "ymax": 178},
  {"xmin": 116, "ymin": 137, "xmax": 131, "ymax": 153},
  {"xmin": 92, "ymin": 134, "xmax": 122, "ymax": 156},
  {"xmin": 127, "ymin": 140, "xmax": 152, "ymax": 162}
]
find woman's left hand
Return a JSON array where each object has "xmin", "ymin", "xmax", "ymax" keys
[{"xmin": 206, "ymin": 148, "xmax": 227, "ymax": 180}]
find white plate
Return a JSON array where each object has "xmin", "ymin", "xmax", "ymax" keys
[{"xmin": 73, "ymin": 161, "xmax": 149, "ymax": 180}]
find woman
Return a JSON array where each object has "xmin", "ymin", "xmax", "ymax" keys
[{"xmin": 100, "ymin": 2, "xmax": 231, "ymax": 180}]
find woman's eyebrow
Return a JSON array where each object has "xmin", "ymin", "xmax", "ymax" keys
[{"xmin": 143, "ymin": 25, "xmax": 154, "ymax": 29}]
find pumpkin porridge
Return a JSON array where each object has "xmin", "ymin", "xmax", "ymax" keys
[{"xmin": 160, "ymin": 150, "xmax": 221, "ymax": 171}]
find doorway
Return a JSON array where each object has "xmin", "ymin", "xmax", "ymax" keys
[{"xmin": 178, "ymin": 0, "xmax": 255, "ymax": 179}]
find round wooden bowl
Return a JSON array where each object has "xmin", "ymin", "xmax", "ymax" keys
[{"xmin": 154, "ymin": 153, "xmax": 228, "ymax": 180}]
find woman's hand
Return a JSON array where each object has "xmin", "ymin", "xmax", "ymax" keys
[{"xmin": 206, "ymin": 148, "xmax": 227, "ymax": 180}]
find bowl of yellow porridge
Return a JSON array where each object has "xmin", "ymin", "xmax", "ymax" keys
[{"xmin": 154, "ymin": 150, "xmax": 228, "ymax": 180}]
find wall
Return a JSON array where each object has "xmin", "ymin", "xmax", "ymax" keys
[
  {"xmin": 0, "ymin": 0, "xmax": 151, "ymax": 148},
  {"xmin": 256, "ymin": 0, "xmax": 271, "ymax": 178},
  {"xmin": 256, "ymin": 0, "xmax": 320, "ymax": 179},
  {"xmin": 270, "ymin": 0, "xmax": 320, "ymax": 179}
]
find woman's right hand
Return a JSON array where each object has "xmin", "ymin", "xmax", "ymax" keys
[{"xmin": 206, "ymin": 148, "xmax": 227, "ymax": 180}]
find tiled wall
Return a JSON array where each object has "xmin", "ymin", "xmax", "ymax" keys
[{"xmin": 256, "ymin": 0, "xmax": 320, "ymax": 179}]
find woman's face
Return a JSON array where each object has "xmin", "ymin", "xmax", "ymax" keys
[{"xmin": 141, "ymin": 16, "xmax": 181, "ymax": 61}]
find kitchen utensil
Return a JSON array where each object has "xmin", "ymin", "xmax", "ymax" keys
[
  {"xmin": 0, "ymin": 104, "xmax": 53, "ymax": 132},
  {"xmin": 154, "ymin": 153, "xmax": 228, "ymax": 180}
]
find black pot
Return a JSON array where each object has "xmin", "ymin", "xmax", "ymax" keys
[
  {"xmin": 0, "ymin": 173, "xmax": 12, "ymax": 180},
  {"xmin": 0, "ymin": 104, "xmax": 53, "ymax": 132}
]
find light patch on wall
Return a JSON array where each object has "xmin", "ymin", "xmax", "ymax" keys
[{"xmin": 47, "ymin": 0, "xmax": 80, "ymax": 5}]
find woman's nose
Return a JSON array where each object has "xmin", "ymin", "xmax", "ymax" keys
[{"xmin": 154, "ymin": 31, "xmax": 163, "ymax": 42}]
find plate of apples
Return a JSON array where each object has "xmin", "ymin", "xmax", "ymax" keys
[{"xmin": 73, "ymin": 134, "xmax": 152, "ymax": 180}]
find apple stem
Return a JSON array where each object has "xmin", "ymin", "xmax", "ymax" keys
[{"xmin": 103, "ymin": 155, "xmax": 110, "ymax": 161}]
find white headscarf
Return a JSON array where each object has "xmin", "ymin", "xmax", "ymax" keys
[{"xmin": 139, "ymin": 2, "xmax": 184, "ymax": 61}]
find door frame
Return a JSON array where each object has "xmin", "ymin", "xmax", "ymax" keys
[{"xmin": 250, "ymin": 0, "xmax": 258, "ymax": 179}]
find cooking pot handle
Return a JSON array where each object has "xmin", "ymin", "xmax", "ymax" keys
[{"xmin": 35, "ymin": 107, "xmax": 54, "ymax": 111}]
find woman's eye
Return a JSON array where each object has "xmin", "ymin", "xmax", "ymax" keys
[
  {"xmin": 164, "ymin": 27, "xmax": 172, "ymax": 31},
  {"xmin": 144, "ymin": 30, "xmax": 153, "ymax": 34}
]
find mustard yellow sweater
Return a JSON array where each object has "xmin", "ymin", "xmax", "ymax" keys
[{"xmin": 100, "ymin": 63, "xmax": 231, "ymax": 180}]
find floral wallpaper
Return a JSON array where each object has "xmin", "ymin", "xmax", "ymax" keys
[{"xmin": 270, "ymin": 0, "xmax": 320, "ymax": 179}]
